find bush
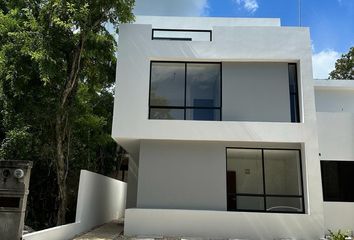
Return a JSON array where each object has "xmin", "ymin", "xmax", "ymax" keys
[{"xmin": 327, "ymin": 229, "xmax": 352, "ymax": 240}]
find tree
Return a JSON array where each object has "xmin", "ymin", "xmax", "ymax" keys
[
  {"xmin": 0, "ymin": 0, "xmax": 134, "ymax": 226},
  {"xmin": 329, "ymin": 47, "xmax": 354, "ymax": 80}
]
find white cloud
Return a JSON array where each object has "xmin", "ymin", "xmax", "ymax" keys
[
  {"xmin": 312, "ymin": 49, "xmax": 341, "ymax": 79},
  {"xmin": 234, "ymin": 0, "xmax": 259, "ymax": 13},
  {"xmin": 134, "ymin": 0, "xmax": 209, "ymax": 17}
]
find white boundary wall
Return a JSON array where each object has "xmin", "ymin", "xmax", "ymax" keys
[
  {"xmin": 125, "ymin": 208, "xmax": 323, "ymax": 239},
  {"xmin": 23, "ymin": 170, "xmax": 127, "ymax": 240}
]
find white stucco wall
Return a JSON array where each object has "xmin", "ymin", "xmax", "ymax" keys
[
  {"xmin": 124, "ymin": 208, "xmax": 323, "ymax": 239},
  {"xmin": 316, "ymin": 89, "xmax": 354, "ymax": 113},
  {"xmin": 317, "ymin": 112, "xmax": 354, "ymax": 160},
  {"xmin": 315, "ymin": 80, "xmax": 354, "ymax": 160},
  {"xmin": 126, "ymin": 155, "xmax": 139, "ymax": 208},
  {"xmin": 315, "ymin": 81, "xmax": 354, "ymax": 233},
  {"xmin": 137, "ymin": 140, "xmax": 226, "ymax": 210},
  {"xmin": 324, "ymin": 202, "xmax": 354, "ymax": 233},
  {"xmin": 222, "ymin": 62, "xmax": 291, "ymax": 122},
  {"xmin": 75, "ymin": 170, "xmax": 127, "ymax": 227},
  {"xmin": 135, "ymin": 15, "xmax": 281, "ymax": 29},
  {"xmin": 23, "ymin": 170, "xmax": 127, "ymax": 240}
]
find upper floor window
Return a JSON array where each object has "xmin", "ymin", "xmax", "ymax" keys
[
  {"xmin": 288, "ymin": 63, "xmax": 300, "ymax": 122},
  {"xmin": 149, "ymin": 61, "xmax": 221, "ymax": 121},
  {"xmin": 152, "ymin": 29, "xmax": 212, "ymax": 41}
]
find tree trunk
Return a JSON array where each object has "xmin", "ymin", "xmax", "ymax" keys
[
  {"xmin": 54, "ymin": 34, "xmax": 85, "ymax": 226},
  {"xmin": 55, "ymin": 113, "xmax": 67, "ymax": 225}
]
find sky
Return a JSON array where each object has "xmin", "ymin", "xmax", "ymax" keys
[{"xmin": 133, "ymin": 0, "xmax": 354, "ymax": 79}]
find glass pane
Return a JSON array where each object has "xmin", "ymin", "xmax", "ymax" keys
[
  {"xmin": 150, "ymin": 62, "xmax": 185, "ymax": 107},
  {"xmin": 264, "ymin": 150, "xmax": 302, "ymax": 195},
  {"xmin": 266, "ymin": 197, "xmax": 303, "ymax": 213},
  {"xmin": 321, "ymin": 161, "xmax": 354, "ymax": 202},
  {"xmin": 186, "ymin": 63, "xmax": 220, "ymax": 107},
  {"xmin": 290, "ymin": 94, "xmax": 299, "ymax": 122},
  {"xmin": 288, "ymin": 64, "xmax": 298, "ymax": 94},
  {"xmin": 186, "ymin": 109, "xmax": 220, "ymax": 121},
  {"xmin": 149, "ymin": 108, "xmax": 184, "ymax": 120},
  {"xmin": 321, "ymin": 161, "xmax": 340, "ymax": 201},
  {"xmin": 237, "ymin": 196, "xmax": 264, "ymax": 211},
  {"xmin": 227, "ymin": 149, "xmax": 263, "ymax": 194}
]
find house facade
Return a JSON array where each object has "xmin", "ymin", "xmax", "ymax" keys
[{"xmin": 112, "ymin": 16, "xmax": 354, "ymax": 239}]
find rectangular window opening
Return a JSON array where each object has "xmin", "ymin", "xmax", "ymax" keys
[
  {"xmin": 288, "ymin": 63, "xmax": 300, "ymax": 122},
  {"xmin": 321, "ymin": 161, "xmax": 354, "ymax": 202},
  {"xmin": 152, "ymin": 29, "xmax": 212, "ymax": 41},
  {"xmin": 226, "ymin": 148, "xmax": 305, "ymax": 213},
  {"xmin": 149, "ymin": 61, "xmax": 221, "ymax": 121}
]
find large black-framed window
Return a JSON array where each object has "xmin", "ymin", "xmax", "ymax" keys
[
  {"xmin": 149, "ymin": 61, "xmax": 222, "ymax": 121},
  {"xmin": 226, "ymin": 148, "xmax": 305, "ymax": 213},
  {"xmin": 321, "ymin": 161, "xmax": 354, "ymax": 202},
  {"xmin": 288, "ymin": 63, "xmax": 300, "ymax": 122}
]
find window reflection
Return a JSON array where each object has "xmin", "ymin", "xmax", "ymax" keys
[
  {"xmin": 149, "ymin": 62, "xmax": 221, "ymax": 121},
  {"xmin": 150, "ymin": 62, "xmax": 185, "ymax": 107},
  {"xmin": 186, "ymin": 63, "xmax": 220, "ymax": 108},
  {"xmin": 226, "ymin": 148, "xmax": 304, "ymax": 213}
]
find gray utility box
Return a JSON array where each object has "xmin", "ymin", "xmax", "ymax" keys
[{"xmin": 0, "ymin": 160, "xmax": 33, "ymax": 240}]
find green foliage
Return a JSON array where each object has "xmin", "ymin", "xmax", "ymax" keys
[
  {"xmin": 0, "ymin": 0, "xmax": 134, "ymax": 229},
  {"xmin": 329, "ymin": 47, "xmax": 354, "ymax": 80},
  {"xmin": 328, "ymin": 229, "xmax": 351, "ymax": 240}
]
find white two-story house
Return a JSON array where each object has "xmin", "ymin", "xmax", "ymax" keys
[{"xmin": 112, "ymin": 16, "xmax": 354, "ymax": 239}]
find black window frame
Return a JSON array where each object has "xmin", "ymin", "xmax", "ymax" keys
[
  {"xmin": 321, "ymin": 160, "xmax": 354, "ymax": 202},
  {"xmin": 148, "ymin": 61, "xmax": 222, "ymax": 121},
  {"xmin": 226, "ymin": 147, "xmax": 305, "ymax": 214},
  {"xmin": 152, "ymin": 28, "xmax": 212, "ymax": 41},
  {"xmin": 288, "ymin": 63, "xmax": 300, "ymax": 123}
]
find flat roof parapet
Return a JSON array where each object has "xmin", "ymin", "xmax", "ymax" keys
[
  {"xmin": 314, "ymin": 79, "xmax": 354, "ymax": 90},
  {"xmin": 134, "ymin": 15, "xmax": 281, "ymax": 29}
]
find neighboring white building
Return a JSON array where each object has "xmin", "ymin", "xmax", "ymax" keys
[{"xmin": 112, "ymin": 16, "xmax": 354, "ymax": 239}]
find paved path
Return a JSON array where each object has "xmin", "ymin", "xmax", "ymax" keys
[{"xmin": 73, "ymin": 220, "xmax": 124, "ymax": 240}]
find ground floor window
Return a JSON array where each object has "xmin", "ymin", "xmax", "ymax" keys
[
  {"xmin": 226, "ymin": 148, "xmax": 305, "ymax": 213},
  {"xmin": 321, "ymin": 161, "xmax": 354, "ymax": 202}
]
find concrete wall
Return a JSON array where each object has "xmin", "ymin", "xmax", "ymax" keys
[
  {"xmin": 135, "ymin": 15, "xmax": 281, "ymax": 29},
  {"xmin": 23, "ymin": 170, "xmax": 127, "ymax": 240},
  {"xmin": 75, "ymin": 170, "xmax": 127, "ymax": 227},
  {"xmin": 315, "ymin": 82, "xmax": 354, "ymax": 233},
  {"xmin": 317, "ymin": 112, "xmax": 354, "ymax": 160},
  {"xmin": 315, "ymin": 81, "xmax": 354, "ymax": 160},
  {"xmin": 22, "ymin": 223, "xmax": 81, "ymax": 240},
  {"xmin": 222, "ymin": 62, "xmax": 291, "ymax": 122},
  {"xmin": 316, "ymin": 89, "xmax": 354, "ymax": 113},
  {"xmin": 324, "ymin": 202, "xmax": 354, "ymax": 232},
  {"xmin": 126, "ymin": 155, "xmax": 139, "ymax": 208},
  {"xmin": 137, "ymin": 140, "xmax": 226, "ymax": 210},
  {"xmin": 125, "ymin": 208, "xmax": 324, "ymax": 239}
]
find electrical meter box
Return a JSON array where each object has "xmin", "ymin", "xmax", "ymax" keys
[{"xmin": 0, "ymin": 160, "xmax": 33, "ymax": 240}]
